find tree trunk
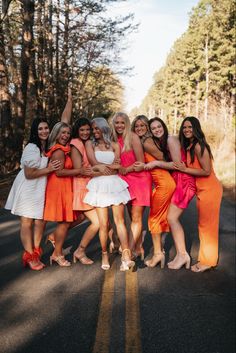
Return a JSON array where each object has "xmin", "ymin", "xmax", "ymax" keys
[
  {"xmin": 204, "ymin": 34, "xmax": 209, "ymax": 122},
  {"xmin": 0, "ymin": 17, "xmax": 15, "ymax": 173}
]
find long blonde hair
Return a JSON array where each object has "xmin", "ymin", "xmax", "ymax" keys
[
  {"xmin": 48, "ymin": 122, "xmax": 71, "ymax": 149},
  {"xmin": 111, "ymin": 112, "xmax": 132, "ymax": 151}
]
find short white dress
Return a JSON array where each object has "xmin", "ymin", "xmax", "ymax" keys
[
  {"xmin": 5, "ymin": 143, "xmax": 48, "ymax": 219},
  {"xmin": 84, "ymin": 150, "xmax": 131, "ymax": 207}
]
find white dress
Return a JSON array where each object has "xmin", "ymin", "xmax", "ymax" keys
[
  {"xmin": 5, "ymin": 143, "xmax": 48, "ymax": 219},
  {"xmin": 84, "ymin": 150, "xmax": 131, "ymax": 207}
]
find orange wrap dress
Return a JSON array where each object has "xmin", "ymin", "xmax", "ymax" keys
[
  {"xmin": 44, "ymin": 144, "xmax": 75, "ymax": 222},
  {"xmin": 70, "ymin": 138, "xmax": 93, "ymax": 211},
  {"xmin": 145, "ymin": 152, "xmax": 176, "ymax": 234},
  {"xmin": 187, "ymin": 151, "xmax": 223, "ymax": 266}
]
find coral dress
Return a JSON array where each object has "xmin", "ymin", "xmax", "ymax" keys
[
  {"xmin": 43, "ymin": 144, "xmax": 75, "ymax": 222},
  {"xmin": 84, "ymin": 150, "xmax": 131, "ymax": 207},
  {"xmin": 187, "ymin": 151, "xmax": 223, "ymax": 266},
  {"xmin": 5, "ymin": 143, "xmax": 48, "ymax": 219},
  {"xmin": 171, "ymin": 149, "xmax": 196, "ymax": 209},
  {"xmin": 145, "ymin": 152, "xmax": 176, "ymax": 234},
  {"xmin": 117, "ymin": 136, "xmax": 152, "ymax": 206},
  {"xmin": 70, "ymin": 138, "xmax": 93, "ymax": 211}
]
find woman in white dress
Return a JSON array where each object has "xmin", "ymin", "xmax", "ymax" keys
[
  {"xmin": 84, "ymin": 118, "xmax": 135, "ymax": 271},
  {"xmin": 5, "ymin": 90, "xmax": 72, "ymax": 270},
  {"xmin": 5, "ymin": 118, "xmax": 61, "ymax": 270}
]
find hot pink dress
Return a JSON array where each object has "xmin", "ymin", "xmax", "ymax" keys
[
  {"xmin": 171, "ymin": 149, "xmax": 196, "ymax": 209},
  {"xmin": 117, "ymin": 136, "xmax": 152, "ymax": 206},
  {"xmin": 70, "ymin": 138, "xmax": 93, "ymax": 211}
]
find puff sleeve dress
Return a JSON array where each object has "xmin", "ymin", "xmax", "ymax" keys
[{"xmin": 5, "ymin": 143, "xmax": 48, "ymax": 219}]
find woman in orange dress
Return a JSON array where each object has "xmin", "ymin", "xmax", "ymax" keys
[
  {"xmin": 44, "ymin": 122, "xmax": 83, "ymax": 267},
  {"xmin": 132, "ymin": 116, "xmax": 176, "ymax": 268},
  {"xmin": 70, "ymin": 118, "xmax": 100, "ymax": 265},
  {"xmin": 175, "ymin": 116, "xmax": 223, "ymax": 272}
]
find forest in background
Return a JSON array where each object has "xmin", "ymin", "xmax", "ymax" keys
[
  {"xmin": 131, "ymin": 0, "xmax": 235, "ymax": 192},
  {"xmin": 0, "ymin": 0, "xmax": 136, "ymax": 173}
]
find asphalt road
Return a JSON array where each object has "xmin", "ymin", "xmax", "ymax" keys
[{"xmin": 0, "ymin": 197, "xmax": 235, "ymax": 353}]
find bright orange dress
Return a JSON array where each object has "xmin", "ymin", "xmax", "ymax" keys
[
  {"xmin": 146, "ymin": 152, "xmax": 176, "ymax": 234},
  {"xmin": 187, "ymin": 151, "xmax": 223, "ymax": 266},
  {"xmin": 70, "ymin": 138, "xmax": 93, "ymax": 211},
  {"xmin": 44, "ymin": 144, "xmax": 75, "ymax": 222}
]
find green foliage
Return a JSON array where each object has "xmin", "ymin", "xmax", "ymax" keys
[{"xmin": 138, "ymin": 0, "xmax": 235, "ymax": 136}]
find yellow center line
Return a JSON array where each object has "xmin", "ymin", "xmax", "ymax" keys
[
  {"xmin": 92, "ymin": 265, "xmax": 115, "ymax": 353},
  {"xmin": 125, "ymin": 270, "xmax": 142, "ymax": 353}
]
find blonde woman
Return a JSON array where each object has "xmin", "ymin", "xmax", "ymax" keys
[
  {"xmin": 111, "ymin": 112, "xmax": 152, "ymax": 259},
  {"xmin": 43, "ymin": 122, "xmax": 86, "ymax": 267},
  {"xmin": 84, "ymin": 117, "xmax": 134, "ymax": 271}
]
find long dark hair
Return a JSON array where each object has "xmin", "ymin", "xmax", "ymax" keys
[
  {"xmin": 179, "ymin": 116, "xmax": 213, "ymax": 163},
  {"xmin": 148, "ymin": 117, "xmax": 170, "ymax": 161},
  {"xmin": 72, "ymin": 118, "xmax": 92, "ymax": 139},
  {"xmin": 28, "ymin": 117, "xmax": 49, "ymax": 152}
]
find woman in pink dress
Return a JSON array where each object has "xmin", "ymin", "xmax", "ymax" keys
[{"xmin": 111, "ymin": 112, "xmax": 152, "ymax": 259}]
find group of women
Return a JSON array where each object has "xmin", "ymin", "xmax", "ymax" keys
[{"xmin": 5, "ymin": 94, "xmax": 223, "ymax": 273}]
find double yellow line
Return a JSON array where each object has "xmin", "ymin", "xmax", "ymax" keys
[{"xmin": 93, "ymin": 267, "xmax": 142, "ymax": 353}]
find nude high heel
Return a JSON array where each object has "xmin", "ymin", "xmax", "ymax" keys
[
  {"xmin": 167, "ymin": 253, "xmax": 191, "ymax": 270},
  {"xmin": 101, "ymin": 252, "xmax": 110, "ymax": 271},
  {"xmin": 73, "ymin": 246, "xmax": 94, "ymax": 265},
  {"xmin": 120, "ymin": 249, "xmax": 135, "ymax": 271},
  {"xmin": 50, "ymin": 254, "xmax": 71, "ymax": 267},
  {"xmin": 145, "ymin": 252, "xmax": 165, "ymax": 269}
]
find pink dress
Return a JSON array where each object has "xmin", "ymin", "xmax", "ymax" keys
[
  {"xmin": 70, "ymin": 138, "xmax": 93, "ymax": 211},
  {"xmin": 117, "ymin": 136, "xmax": 152, "ymax": 206},
  {"xmin": 171, "ymin": 149, "xmax": 196, "ymax": 209}
]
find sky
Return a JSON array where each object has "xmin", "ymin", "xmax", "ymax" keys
[{"xmin": 110, "ymin": 0, "xmax": 200, "ymax": 112}]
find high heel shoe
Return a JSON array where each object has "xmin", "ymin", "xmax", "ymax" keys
[
  {"xmin": 22, "ymin": 251, "xmax": 44, "ymax": 271},
  {"xmin": 167, "ymin": 253, "xmax": 190, "ymax": 270},
  {"xmin": 50, "ymin": 254, "xmax": 71, "ymax": 267},
  {"xmin": 120, "ymin": 249, "xmax": 135, "ymax": 271},
  {"xmin": 45, "ymin": 234, "xmax": 55, "ymax": 248},
  {"xmin": 191, "ymin": 262, "xmax": 212, "ymax": 273},
  {"xmin": 131, "ymin": 230, "xmax": 146, "ymax": 261},
  {"xmin": 33, "ymin": 247, "xmax": 45, "ymax": 268},
  {"xmin": 109, "ymin": 241, "xmax": 120, "ymax": 254},
  {"xmin": 145, "ymin": 252, "xmax": 165, "ymax": 268},
  {"xmin": 101, "ymin": 251, "xmax": 110, "ymax": 271},
  {"xmin": 73, "ymin": 246, "xmax": 93, "ymax": 265}
]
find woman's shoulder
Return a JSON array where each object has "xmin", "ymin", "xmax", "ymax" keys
[
  {"xmin": 70, "ymin": 138, "xmax": 84, "ymax": 151},
  {"xmin": 46, "ymin": 143, "xmax": 70, "ymax": 157},
  {"xmin": 167, "ymin": 135, "xmax": 180, "ymax": 146},
  {"xmin": 24, "ymin": 143, "xmax": 40, "ymax": 153}
]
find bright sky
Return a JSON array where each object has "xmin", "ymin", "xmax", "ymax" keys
[{"xmin": 110, "ymin": 0, "xmax": 200, "ymax": 112}]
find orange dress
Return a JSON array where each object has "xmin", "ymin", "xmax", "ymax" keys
[
  {"xmin": 70, "ymin": 138, "xmax": 93, "ymax": 211},
  {"xmin": 44, "ymin": 144, "xmax": 75, "ymax": 222},
  {"xmin": 187, "ymin": 151, "xmax": 223, "ymax": 266},
  {"xmin": 146, "ymin": 153, "xmax": 176, "ymax": 234}
]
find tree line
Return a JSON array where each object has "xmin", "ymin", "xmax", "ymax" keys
[
  {"xmin": 133, "ymin": 0, "xmax": 235, "ymax": 137},
  {"xmin": 0, "ymin": 0, "xmax": 136, "ymax": 173}
]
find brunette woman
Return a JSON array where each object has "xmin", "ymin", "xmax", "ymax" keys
[{"xmin": 175, "ymin": 116, "xmax": 222, "ymax": 272}]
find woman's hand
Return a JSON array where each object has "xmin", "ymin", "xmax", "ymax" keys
[
  {"xmin": 144, "ymin": 161, "xmax": 159, "ymax": 170},
  {"xmin": 133, "ymin": 161, "xmax": 145, "ymax": 172},
  {"xmin": 48, "ymin": 160, "xmax": 61, "ymax": 172},
  {"xmin": 80, "ymin": 166, "xmax": 93, "ymax": 176},
  {"xmin": 119, "ymin": 166, "xmax": 128, "ymax": 175},
  {"xmin": 173, "ymin": 161, "xmax": 187, "ymax": 172},
  {"xmin": 93, "ymin": 164, "xmax": 111, "ymax": 175}
]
